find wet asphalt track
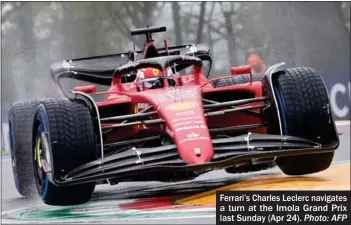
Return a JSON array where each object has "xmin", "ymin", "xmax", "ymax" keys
[{"xmin": 1, "ymin": 124, "xmax": 349, "ymax": 224}]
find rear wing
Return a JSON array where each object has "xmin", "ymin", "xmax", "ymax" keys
[{"xmin": 50, "ymin": 44, "xmax": 211, "ymax": 96}]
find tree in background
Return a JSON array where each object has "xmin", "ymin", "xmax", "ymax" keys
[
  {"xmin": 340, "ymin": 2, "xmax": 350, "ymax": 32},
  {"xmin": 99, "ymin": 1, "xmax": 166, "ymax": 50},
  {"xmin": 172, "ymin": 2, "xmax": 182, "ymax": 45},
  {"xmin": 181, "ymin": 2, "xmax": 269, "ymax": 70}
]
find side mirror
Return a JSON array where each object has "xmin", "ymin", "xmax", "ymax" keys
[
  {"xmin": 73, "ymin": 85, "xmax": 96, "ymax": 94},
  {"xmin": 231, "ymin": 65, "xmax": 251, "ymax": 76}
]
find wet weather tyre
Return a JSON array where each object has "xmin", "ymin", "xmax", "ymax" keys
[
  {"xmin": 212, "ymin": 74, "xmax": 263, "ymax": 88},
  {"xmin": 8, "ymin": 99, "xmax": 43, "ymax": 197},
  {"xmin": 273, "ymin": 67, "xmax": 335, "ymax": 175},
  {"xmin": 33, "ymin": 98, "xmax": 96, "ymax": 206}
]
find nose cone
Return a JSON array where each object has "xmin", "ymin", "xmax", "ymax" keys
[
  {"xmin": 176, "ymin": 134, "xmax": 214, "ymax": 164},
  {"xmin": 159, "ymin": 101, "xmax": 214, "ymax": 164}
]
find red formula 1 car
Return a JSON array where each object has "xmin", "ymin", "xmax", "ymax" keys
[{"xmin": 8, "ymin": 26, "xmax": 339, "ymax": 206}]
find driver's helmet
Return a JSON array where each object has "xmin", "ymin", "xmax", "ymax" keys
[
  {"xmin": 137, "ymin": 67, "xmax": 164, "ymax": 91},
  {"xmin": 137, "ymin": 67, "xmax": 163, "ymax": 79}
]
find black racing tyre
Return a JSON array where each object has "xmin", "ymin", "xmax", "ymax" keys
[
  {"xmin": 8, "ymin": 99, "xmax": 43, "ymax": 197},
  {"xmin": 212, "ymin": 74, "xmax": 263, "ymax": 88},
  {"xmin": 273, "ymin": 67, "xmax": 336, "ymax": 175},
  {"xmin": 32, "ymin": 98, "xmax": 96, "ymax": 206}
]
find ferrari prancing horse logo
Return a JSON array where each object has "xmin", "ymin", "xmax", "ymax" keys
[{"xmin": 152, "ymin": 69, "xmax": 159, "ymax": 76}]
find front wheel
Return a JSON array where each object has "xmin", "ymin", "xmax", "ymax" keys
[
  {"xmin": 33, "ymin": 98, "xmax": 96, "ymax": 205},
  {"xmin": 8, "ymin": 99, "xmax": 43, "ymax": 197},
  {"xmin": 271, "ymin": 67, "xmax": 337, "ymax": 175}
]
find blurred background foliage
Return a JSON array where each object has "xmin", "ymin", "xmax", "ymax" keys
[{"xmin": 1, "ymin": 1, "xmax": 350, "ymax": 121}]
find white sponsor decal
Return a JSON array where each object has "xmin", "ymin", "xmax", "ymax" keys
[
  {"xmin": 175, "ymin": 111, "xmax": 195, "ymax": 116},
  {"xmin": 174, "ymin": 121, "xmax": 193, "ymax": 127},
  {"xmin": 122, "ymin": 83, "xmax": 136, "ymax": 91},
  {"xmin": 179, "ymin": 136, "xmax": 210, "ymax": 144},
  {"xmin": 187, "ymin": 132, "xmax": 200, "ymax": 138},
  {"xmin": 173, "ymin": 120, "xmax": 205, "ymax": 127},
  {"xmin": 175, "ymin": 124, "xmax": 207, "ymax": 132},
  {"xmin": 137, "ymin": 103, "xmax": 150, "ymax": 109},
  {"xmin": 172, "ymin": 116, "xmax": 202, "ymax": 123},
  {"xmin": 182, "ymin": 55, "xmax": 201, "ymax": 61},
  {"xmin": 166, "ymin": 89, "xmax": 180, "ymax": 94},
  {"xmin": 330, "ymin": 82, "xmax": 350, "ymax": 118},
  {"xmin": 182, "ymin": 76, "xmax": 195, "ymax": 84},
  {"xmin": 118, "ymin": 61, "xmax": 140, "ymax": 71},
  {"xmin": 161, "ymin": 89, "xmax": 199, "ymax": 102}
]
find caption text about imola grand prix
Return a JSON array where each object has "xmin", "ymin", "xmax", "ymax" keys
[{"xmin": 216, "ymin": 191, "xmax": 350, "ymax": 224}]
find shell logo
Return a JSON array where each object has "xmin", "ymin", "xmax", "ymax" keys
[{"xmin": 166, "ymin": 102, "xmax": 197, "ymax": 111}]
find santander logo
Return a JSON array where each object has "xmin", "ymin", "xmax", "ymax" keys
[{"xmin": 175, "ymin": 125, "xmax": 206, "ymax": 132}]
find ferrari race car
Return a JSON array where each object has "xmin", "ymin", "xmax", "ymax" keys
[{"xmin": 8, "ymin": 26, "xmax": 339, "ymax": 206}]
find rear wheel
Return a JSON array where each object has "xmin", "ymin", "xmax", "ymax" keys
[
  {"xmin": 33, "ymin": 98, "xmax": 96, "ymax": 205},
  {"xmin": 272, "ymin": 67, "xmax": 336, "ymax": 175}
]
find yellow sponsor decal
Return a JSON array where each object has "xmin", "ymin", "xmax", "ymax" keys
[
  {"xmin": 134, "ymin": 105, "xmax": 139, "ymax": 114},
  {"xmin": 134, "ymin": 105, "xmax": 140, "ymax": 128},
  {"xmin": 152, "ymin": 69, "xmax": 159, "ymax": 76},
  {"xmin": 166, "ymin": 102, "xmax": 197, "ymax": 111}
]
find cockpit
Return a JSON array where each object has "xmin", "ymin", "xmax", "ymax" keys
[{"xmin": 136, "ymin": 67, "xmax": 179, "ymax": 91}]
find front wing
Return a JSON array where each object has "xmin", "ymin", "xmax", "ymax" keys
[{"xmin": 47, "ymin": 133, "xmax": 338, "ymax": 186}]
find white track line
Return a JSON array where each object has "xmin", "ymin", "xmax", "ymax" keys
[{"xmin": 1, "ymin": 205, "xmax": 43, "ymax": 216}]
